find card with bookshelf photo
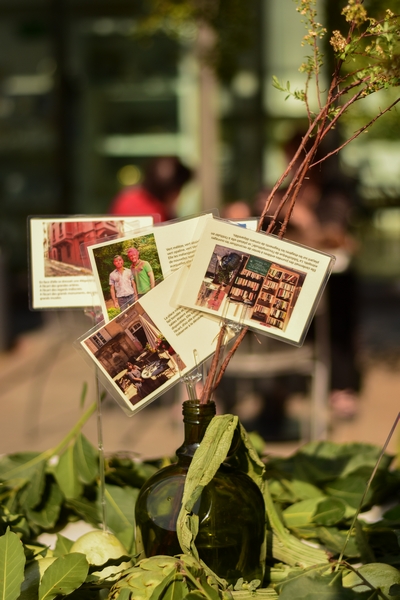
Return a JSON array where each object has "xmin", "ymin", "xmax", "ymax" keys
[{"xmin": 177, "ymin": 218, "xmax": 335, "ymax": 346}]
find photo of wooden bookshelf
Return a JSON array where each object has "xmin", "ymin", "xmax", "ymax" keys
[
  {"xmin": 194, "ymin": 244, "xmax": 307, "ymax": 333},
  {"xmin": 228, "ymin": 269, "xmax": 263, "ymax": 305},
  {"xmin": 249, "ymin": 262, "xmax": 305, "ymax": 331},
  {"xmin": 227, "ymin": 255, "xmax": 270, "ymax": 307}
]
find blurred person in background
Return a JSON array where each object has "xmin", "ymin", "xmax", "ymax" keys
[
  {"xmin": 286, "ymin": 173, "xmax": 361, "ymax": 421},
  {"xmin": 221, "ymin": 200, "xmax": 252, "ymax": 220},
  {"xmin": 109, "ymin": 156, "xmax": 193, "ymax": 222},
  {"xmin": 255, "ymin": 132, "xmax": 362, "ymax": 425}
]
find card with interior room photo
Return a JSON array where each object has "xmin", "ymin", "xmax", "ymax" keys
[
  {"xmin": 78, "ymin": 267, "xmax": 224, "ymax": 416},
  {"xmin": 28, "ymin": 215, "xmax": 154, "ymax": 310},
  {"xmin": 86, "ymin": 212, "xmax": 215, "ymax": 323},
  {"xmin": 177, "ymin": 217, "xmax": 335, "ymax": 346}
]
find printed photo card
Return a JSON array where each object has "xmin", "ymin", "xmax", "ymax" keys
[
  {"xmin": 29, "ymin": 215, "xmax": 153, "ymax": 310},
  {"xmin": 78, "ymin": 267, "xmax": 225, "ymax": 416},
  {"xmin": 177, "ymin": 217, "xmax": 335, "ymax": 346},
  {"xmin": 86, "ymin": 212, "xmax": 215, "ymax": 322}
]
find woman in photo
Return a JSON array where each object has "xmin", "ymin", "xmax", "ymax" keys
[{"xmin": 125, "ymin": 361, "xmax": 153, "ymax": 400}]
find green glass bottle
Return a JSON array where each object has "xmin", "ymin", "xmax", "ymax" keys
[{"xmin": 135, "ymin": 400, "xmax": 266, "ymax": 585}]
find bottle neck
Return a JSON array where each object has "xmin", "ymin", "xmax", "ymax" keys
[{"xmin": 176, "ymin": 400, "xmax": 216, "ymax": 463}]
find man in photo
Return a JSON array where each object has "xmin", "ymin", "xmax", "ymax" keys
[
  {"xmin": 127, "ymin": 247, "xmax": 155, "ymax": 297},
  {"xmin": 109, "ymin": 255, "xmax": 137, "ymax": 311}
]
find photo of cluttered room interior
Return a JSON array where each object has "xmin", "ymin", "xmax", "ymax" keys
[{"xmin": 83, "ymin": 303, "xmax": 183, "ymax": 406}]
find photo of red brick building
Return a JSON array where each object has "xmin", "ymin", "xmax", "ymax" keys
[{"xmin": 47, "ymin": 220, "xmax": 123, "ymax": 270}]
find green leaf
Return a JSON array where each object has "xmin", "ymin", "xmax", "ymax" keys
[
  {"xmin": 324, "ymin": 476, "xmax": 372, "ymax": 509},
  {"xmin": 110, "ymin": 590, "xmax": 130, "ymax": 600},
  {"xmin": 282, "ymin": 498, "xmax": 323, "ymax": 528},
  {"xmin": 103, "ymin": 485, "xmax": 138, "ymax": 553},
  {"xmin": 53, "ymin": 446, "xmax": 83, "ymax": 500},
  {"xmin": 342, "ymin": 563, "xmax": 400, "ymax": 595},
  {"xmin": 196, "ymin": 573, "xmax": 222, "ymax": 598},
  {"xmin": 18, "ymin": 461, "xmax": 46, "ymax": 510},
  {"xmin": 19, "ymin": 561, "xmax": 45, "ymax": 600},
  {"xmin": 312, "ymin": 498, "xmax": 346, "ymax": 526},
  {"xmin": 0, "ymin": 453, "xmax": 44, "ymax": 483},
  {"xmin": 233, "ymin": 422, "xmax": 266, "ymax": 492},
  {"xmin": 267, "ymin": 479, "xmax": 293, "ymax": 503},
  {"xmin": 73, "ymin": 434, "xmax": 99, "ymax": 485},
  {"xmin": 176, "ymin": 414, "xmax": 239, "ymax": 557},
  {"xmin": 290, "ymin": 479, "xmax": 324, "ymax": 501},
  {"xmin": 0, "ymin": 528, "xmax": 26, "ymax": 600},
  {"xmin": 38, "ymin": 553, "xmax": 89, "ymax": 600},
  {"xmin": 354, "ymin": 519, "xmax": 375, "ymax": 564},
  {"xmin": 316, "ymin": 527, "xmax": 360, "ymax": 558},
  {"xmin": 297, "ymin": 442, "xmax": 390, "ymax": 482},
  {"xmin": 26, "ymin": 479, "xmax": 63, "ymax": 529},
  {"xmin": 0, "ymin": 455, "xmax": 48, "ymax": 517},
  {"xmin": 113, "ymin": 529, "xmax": 135, "ymax": 557},
  {"xmin": 272, "ymin": 75, "xmax": 286, "ymax": 91},
  {"xmin": 103, "ymin": 484, "xmax": 137, "ymax": 533},
  {"xmin": 53, "ymin": 534, "xmax": 74, "ymax": 557},
  {"xmin": 106, "ymin": 456, "xmax": 158, "ymax": 489},
  {"xmin": 79, "ymin": 381, "xmax": 88, "ymax": 409},
  {"xmin": 277, "ymin": 568, "xmax": 355, "ymax": 599},
  {"xmin": 65, "ymin": 498, "xmax": 100, "ymax": 527},
  {"xmin": 383, "ymin": 504, "xmax": 400, "ymax": 522},
  {"xmin": 0, "ymin": 507, "xmax": 27, "ymax": 539},
  {"xmin": 148, "ymin": 569, "xmax": 189, "ymax": 600}
]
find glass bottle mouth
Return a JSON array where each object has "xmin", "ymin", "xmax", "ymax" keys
[
  {"xmin": 182, "ymin": 399, "xmax": 216, "ymax": 409},
  {"xmin": 182, "ymin": 400, "xmax": 216, "ymax": 423}
]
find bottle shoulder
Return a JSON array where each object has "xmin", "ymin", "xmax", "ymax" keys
[{"xmin": 138, "ymin": 460, "xmax": 264, "ymax": 504}]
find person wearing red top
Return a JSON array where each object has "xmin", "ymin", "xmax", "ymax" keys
[{"xmin": 108, "ymin": 156, "xmax": 193, "ymax": 222}]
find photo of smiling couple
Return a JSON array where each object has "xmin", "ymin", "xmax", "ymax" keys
[{"xmin": 109, "ymin": 247, "xmax": 156, "ymax": 312}]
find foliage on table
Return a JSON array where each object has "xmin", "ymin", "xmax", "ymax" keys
[
  {"xmin": 2, "ymin": 1, "xmax": 400, "ymax": 598},
  {"xmin": 0, "ymin": 398, "xmax": 400, "ymax": 599}
]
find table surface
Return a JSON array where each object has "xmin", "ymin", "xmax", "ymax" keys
[{"xmin": 141, "ymin": 360, "xmax": 166, "ymax": 379}]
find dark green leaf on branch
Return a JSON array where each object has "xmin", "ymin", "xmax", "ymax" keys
[
  {"xmin": 54, "ymin": 533, "xmax": 74, "ymax": 557},
  {"xmin": 312, "ymin": 498, "xmax": 347, "ymax": 526},
  {"xmin": 54, "ymin": 446, "xmax": 83, "ymax": 500},
  {"xmin": 0, "ymin": 528, "xmax": 26, "ymax": 600},
  {"xmin": 38, "ymin": 553, "xmax": 89, "ymax": 600},
  {"xmin": 73, "ymin": 435, "xmax": 99, "ymax": 485},
  {"xmin": 26, "ymin": 479, "xmax": 63, "ymax": 529}
]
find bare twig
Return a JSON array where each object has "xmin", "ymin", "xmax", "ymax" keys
[
  {"xmin": 203, "ymin": 0, "xmax": 400, "ymax": 398},
  {"xmin": 200, "ymin": 323, "xmax": 227, "ymax": 403},
  {"xmin": 212, "ymin": 327, "xmax": 249, "ymax": 392},
  {"xmin": 311, "ymin": 96, "xmax": 400, "ymax": 168}
]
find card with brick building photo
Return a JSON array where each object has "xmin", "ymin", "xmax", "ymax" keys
[
  {"xmin": 177, "ymin": 217, "xmax": 335, "ymax": 346},
  {"xmin": 29, "ymin": 215, "xmax": 153, "ymax": 309}
]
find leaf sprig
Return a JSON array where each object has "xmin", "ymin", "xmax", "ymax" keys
[
  {"xmin": 200, "ymin": 0, "xmax": 400, "ymax": 400},
  {"xmin": 259, "ymin": 0, "xmax": 400, "ymax": 240}
]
